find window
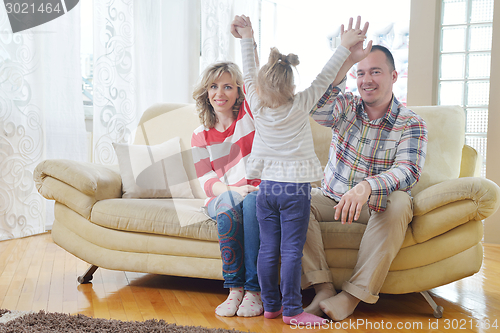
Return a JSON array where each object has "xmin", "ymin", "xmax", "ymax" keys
[
  {"xmin": 438, "ymin": 0, "xmax": 494, "ymax": 177},
  {"xmin": 260, "ymin": 0, "xmax": 411, "ymax": 104}
]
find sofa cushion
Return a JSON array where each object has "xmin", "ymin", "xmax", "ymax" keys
[
  {"xmin": 113, "ymin": 137, "xmax": 194, "ymax": 199},
  {"xmin": 55, "ymin": 202, "xmax": 221, "ymax": 259},
  {"xmin": 90, "ymin": 198, "xmax": 218, "ymax": 241},
  {"xmin": 409, "ymin": 105, "xmax": 465, "ymax": 195},
  {"xmin": 133, "ymin": 103, "xmax": 207, "ymax": 199}
]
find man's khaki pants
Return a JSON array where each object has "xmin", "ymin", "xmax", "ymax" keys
[{"xmin": 301, "ymin": 188, "xmax": 413, "ymax": 303}]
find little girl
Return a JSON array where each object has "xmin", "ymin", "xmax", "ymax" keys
[{"xmin": 234, "ymin": 16, "xmax": 366, "ymax": 326}]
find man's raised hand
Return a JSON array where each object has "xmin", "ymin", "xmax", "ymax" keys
[
  {"xmin": 345, "ymin": 16, "xmax": 372, "ymax": 64},
  {"xmin": 231, "ymin": 15, "xmax": 253, "ymax": 39}
]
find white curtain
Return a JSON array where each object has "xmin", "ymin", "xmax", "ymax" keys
[
  {"xmin": 93, "ymin": 0, "xmax": 165, "ymax": 164},
  {"xmin": 200, "ymin": 0, "xmax": 261, "ymax": 72},
  {"xmin": 92, "ymin": 0, "xmax": 261, "ymax": 165},
  {"xmin": 0, "ymin": 5, "xmax": 87, "ymax": 240}
]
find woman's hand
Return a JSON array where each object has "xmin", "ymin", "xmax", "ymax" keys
[
  {"xmin": 212, "ymin": 183, "xmax": 259, "ymax": 198},
  {"xmin": 231, "ymin": 14, "xmax": 259, "ymax": 67},
  {"xmin": 231, "ymin": 15, "xmax": 247, "ymax": 39},
  {"xmin": 233, "ymin": 185, "xmax": 259, "ymax": 198}
]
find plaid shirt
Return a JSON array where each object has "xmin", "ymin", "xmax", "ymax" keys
[{"xmin": 310, "ymin": 80, "xmax": 428, "ymax": 212}]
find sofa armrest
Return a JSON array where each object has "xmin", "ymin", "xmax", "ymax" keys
[
  {"xmin": 410, "ymin": 177, "xmax": 500, "ymax": 243},
  {"xmin": 34, "ymin": 159, "xmax": 122, "ymax": 218}
]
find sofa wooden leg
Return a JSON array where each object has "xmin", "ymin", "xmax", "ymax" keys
[
  {"xmin": 77, "ymin": 265, "xmax": 99, "ymax": 284},
  {"xmin": 420, "ymin": 291, "xmax": 444, "ymax": 318}
]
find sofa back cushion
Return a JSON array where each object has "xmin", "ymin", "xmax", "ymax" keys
[
  {"xmin": 305, "ymin": 105, "xmax": 466, "ymax": 196},
  {"xmin": 409, "ymin": 105, "xmax": 465, "ymax": 195},
  {"xmin": 133, "ymin": 103, "xmax": 335, "ymax": 199},
  {"xmin": 113, "ymin": 138, "xmax": 194, "ymax": 199},
  {"xmin": 133, "ymin": 103, "xmax": 206, "ymax": 199},
  {"xmin": 133, "ymin": 103, "xmax": 465, "ymax": 199}
]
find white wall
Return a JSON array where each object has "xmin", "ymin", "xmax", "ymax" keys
[
  {"xmin": 484, "ymin": 5, "xmax": 500, "ymax": 244},
  {"xmin": 407, "ymin": 0, "xmax": 441, "ymax": 106}
]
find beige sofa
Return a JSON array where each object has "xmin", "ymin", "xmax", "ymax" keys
[{"xmin": 34, "ymin": 103, "xmax": 500, "ymax": 317}]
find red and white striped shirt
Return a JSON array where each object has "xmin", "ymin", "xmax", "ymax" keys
[{"xmin": 191, "ymin": 100, "xmax": 260, "ymax": 201}]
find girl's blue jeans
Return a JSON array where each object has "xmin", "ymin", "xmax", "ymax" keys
[
  {"xmin": 207, "ymin": 190, "xmax": 260, "ymax": 291},
  {"xmin": 256, "ymin": 180, "xmax": 311, "ymax": 317}
]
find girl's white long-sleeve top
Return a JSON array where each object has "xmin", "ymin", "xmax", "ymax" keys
[{"xmin": 241, "ymin": 38, "xmax": 350, "ymax": 183}]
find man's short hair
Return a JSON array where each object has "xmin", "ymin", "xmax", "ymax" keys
[{"xmin": 371, "ymin": 45, "xmax": 395, "ymax": 72}]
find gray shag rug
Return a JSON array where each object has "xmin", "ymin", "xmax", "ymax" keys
[{"xmin": 0, "ymin": 309, "xmax": 252, "ymax": 333}]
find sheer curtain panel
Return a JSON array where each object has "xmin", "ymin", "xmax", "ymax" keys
[
  {"xmin": 0, "ymin": 5, "xmax": 87, "ymax": 240},
  {"xmin": 92, "ymin": 0, "xmax": 261, "ymax": 165},
  {"xmin": 93, "ymin": 0, "xmax": 164, "ymax": 164},
  {"xmin": 200, "ymin": 0, "xmax": 261, "ymax": 72}
]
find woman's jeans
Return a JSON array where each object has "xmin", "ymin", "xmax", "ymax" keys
[
  {"xmin": 207, "ymin": 190, "xmax": 260, "ymax": 291},
  {"xmin": 256, "ymin": 180, "xmax": 311, "ymax": 317}
]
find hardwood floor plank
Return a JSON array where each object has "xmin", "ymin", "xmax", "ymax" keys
[
  {"xmin": 133, "ymin": 290, "xmax": 158, "ymax": 321},
  {"xmin": 106, "ymin": 298, "xmax": 128, "ymax": 322},
  {"xmin": 145, "ymin": 288, "xmax": 177, "ymax": 323},
  {"xmin": 173, "ymin": 290, "xmax": 195, "ymax": 307},
  {"xmin": 121, "ymin": 301, "xmax": 143, "ymax": 322},
  {"xmin": 76, "ymin": 284, "xmax": 94, "ymax": 318},
  {"xmin": 186, "ymin": 290, "xmax": 213, "ymax": 314},
  {"xmin": 91, "ymin": 270, "xmax": 113, "ymax": 319},
  {"xmin": 32, "ymin": 241, "xmax": 53, "ymax": 312},
  {"xmin": 0, "ymin": 238, "xmax": 30, "ymax": 310},
  {"xmin": 118, "ymin": 285, "xmax": 137, "ymax": 305},
  {"xmin": 17, "ymin": 278, "xmax": 37, "ymax": 312},
  {"xmin": 158, "ymin": 289, "xmax": 195, "ymax": 326},
  {"xmin": 13, "ymin": 237, "xmax": 42, "ymax": 311}
]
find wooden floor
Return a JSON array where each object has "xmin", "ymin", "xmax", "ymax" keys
[{"xmin": 1, "ymin": 232, "xmax": 499, "ymax": 333}]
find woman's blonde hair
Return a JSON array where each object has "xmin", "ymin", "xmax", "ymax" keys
[
  {"xmin": 257, "ymin": 47, "xmax": 300, "ymax": 109},
  {"xmin": 193, "ymin": 62, "xmax": 245, "ymax": 129}
]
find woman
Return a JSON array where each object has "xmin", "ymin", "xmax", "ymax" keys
[{"xmin": 191, "ymin": 61, "xmax": 262, "ymax": 317}]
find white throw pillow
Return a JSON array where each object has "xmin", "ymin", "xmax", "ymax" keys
[{"xmin": 113, "ymin": 137, "xmax": 194, "ymax": 199}]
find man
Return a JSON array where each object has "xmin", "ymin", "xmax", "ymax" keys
[{"xmin": 301, "ymin": 18, "xmax": 428, "ymax": 321}]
